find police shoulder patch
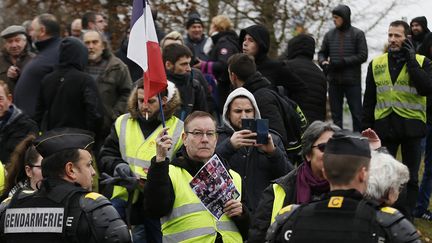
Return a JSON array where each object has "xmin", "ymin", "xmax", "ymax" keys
[
  {"xmin": 328, "ymin": 196, "xmax": 344, "ymax": 208},
  {"xmin": 279, "ymin": 204, "xmax": 294, "ymax": 215},
  {"xmin": 380, "ymin": 206, "xmax": 397, "ymax": 214},
  {"xmin": 84, "ymin": 192, "xmax": 102, "ymax": 201}
]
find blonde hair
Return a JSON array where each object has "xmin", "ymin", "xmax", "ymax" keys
[
  {"xmin": 160, "ymin": 31, "xmax": 184, "ymax": 49},
  {"xmin": 211, "ymin": 15, "xmax": 233, "ymax": 32}
]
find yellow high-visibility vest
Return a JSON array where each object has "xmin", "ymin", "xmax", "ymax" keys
[
  {"xmin": 271, "ymin": 184, "xmax": 286, "ymax": 224},
  {"xmin": 111, "ymin": 114, "xmax": 183, "ymax": 201},
  {"xmin": 372, "ymin": 53, "xmax": 426, "ymax": 123},
  {"xmin": 161, "ymin": 164, "xmax": 243, "ymax": 243}
]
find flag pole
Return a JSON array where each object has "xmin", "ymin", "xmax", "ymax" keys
[{"xmin": 158, "ymin": 93, "xmax": 166, "ymax": 128}]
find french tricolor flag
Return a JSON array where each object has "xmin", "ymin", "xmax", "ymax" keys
[{"xmin": 127, "ymin": 0, "xmax": 167, "ymax": 103}]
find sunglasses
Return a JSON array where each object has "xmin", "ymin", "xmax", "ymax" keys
[{"xmin": 312, "ymin": 143, "xmax": 326, "ymax": 152}]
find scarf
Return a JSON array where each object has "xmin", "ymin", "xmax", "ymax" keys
[{"xmin": 296, "ymin": 162, "xmax": 329, "ymax": 204}]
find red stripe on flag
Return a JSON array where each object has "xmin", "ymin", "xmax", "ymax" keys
[{"xmin": 143, "ymin": 41, "xmax": 167, "ymax": 103}]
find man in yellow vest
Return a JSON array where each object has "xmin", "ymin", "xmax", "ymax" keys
[
  {"xmin": 144, "ymin": 111, "xmax": 249, "ymax": 242},
  {"xmin": 99, "ymin": 80, "xmax": 183, "ymax": 242},
  {"xmin": 362, "ymin": 20, "xmax": 432, "ymax": 221}
]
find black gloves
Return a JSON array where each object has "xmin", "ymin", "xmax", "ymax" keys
[
  {"xmin": 402, "ymin": 38, "xmax": 416, "ymax": 60},
  {"xmin": 100, "ymin": 163, "xmax": 138, "ymax": 191}
]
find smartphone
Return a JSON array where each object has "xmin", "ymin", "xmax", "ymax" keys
[
  {"xmin": 256, "ymin": 119, "xmax": 269, "ymax": 144},
  {"xmin": 241, "ymin": 118, "xmax": 256, "ymax": 131}
]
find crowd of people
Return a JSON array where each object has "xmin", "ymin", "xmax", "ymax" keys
[{"xmin": 0, "ymin": 3, "xmax": 430, "ymax": 242}]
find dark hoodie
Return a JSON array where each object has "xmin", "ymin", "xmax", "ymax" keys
[
  {"xmin": 283, "ymin": 34, "xmax": 327, "ymax": 122},
  {"xmin": 34, "ymin": 37, "xmax": 104, "ymax": 136},
  {"xmin": 239, "ymin": 25, "xmax": 307, "ymax": 106},
  {"xmin": 318, "ymin": 4, "xmax": 368, "ymax": 85},
  {"xmin": 411, "ymin": 16, "xmax": 431, "ymax": 51}
]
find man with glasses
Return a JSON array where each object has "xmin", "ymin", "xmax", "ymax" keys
[
  {"xmin": 216, "ymin": 87, "xmax": 292, "ymax": 215},
  {"xmin": 99, "ymin": 80, "xmax": 183, "ymax": 243},
  {"xmin": 144, "ymin": 111, "xmax": 250, "ymax": 242}
]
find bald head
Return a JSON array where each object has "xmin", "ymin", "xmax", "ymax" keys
[{"xmin": 71, "ymin": 18, "xmax": 82, "ymax": 38}]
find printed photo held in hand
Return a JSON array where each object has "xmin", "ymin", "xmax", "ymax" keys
[{"xmin": 189, "ymin": 154, "xmax": 240, "ymax": 219}]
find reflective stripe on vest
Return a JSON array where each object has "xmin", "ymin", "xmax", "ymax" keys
[
  {"xmin": 271, "ymin": 184, "xmax": 286, "ymax": 224},
  {"xmin": 161, "ymin": 165, "xmax": 242, "ymax": 243},
  {"xmin": 372, "ymin": 53, "xmax": 426, "ymax": 123},
  {"xmin": 0, "ymin": 163, "xmax": 5, "ymax": 194},
  {"xmin": 111, "ymin": 114, "xmax": 184, "ymax": 201}
]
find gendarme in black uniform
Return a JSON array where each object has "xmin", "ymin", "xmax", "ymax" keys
[
  {"xmin": 266, "ymin": 189, "xmax": 421, "ymax": 243},
  {"xmin": 0, "ymin": 128, "xmax": 131, "ymax": 243}
]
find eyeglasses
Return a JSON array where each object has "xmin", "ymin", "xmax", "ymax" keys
[
  {"xmin": 312, "ymin": 143, "xmax": 326, "ymax": 152},
  {"xmin": 29, "ymin": 165, "xmax": 42, "ymax": 169},
  {"xmin": 186, "ymin": 131, "xmax": 217, "ymax": 139}
]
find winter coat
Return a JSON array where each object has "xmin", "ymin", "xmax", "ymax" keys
[
  {"xmin": 0, "ymin": 48, "xmax": 35, "ymax": 93},
  {"xmin": 216, "ymin": 88, "xmax": 292, "ymax": 213},
  {"xmin": 242, "ymin": 72, "xmax": 288, "ymax": 147},
  {"xmin": 206, "ymin": 30, "xmax": 240, "ymax": 111},
  {"xmin": 93, "ymin": 53, "xmax": 132, "ymax": 138},
  {"xmin": 14, "ymin": 37, "xmax": 61, "ymax": 117},
  {"xmin": 239, "ymin": 25, "xmax": 307, "ymax": 107},
  {"xmin": 0, "ymin": 105, "xmax": 38, "ymax": 164},
  {"xmin": 143, "ymin": 149, "xmax": 250, "ymax": 241},
  {"xmin": 362, "ymin": 51, "xmax": 432, "ymax": 140},
  {"xmin": 166, "ymin": 71, "xmax": 208, "ymax": 120},
  {"xmin": 98, "ymin": 86, "xmax": 181, "ymax": 175},
  {"xmin": 318, "ymin": 4, "xmax": 368, "ymax": 86},
  {"xmin": 184, "ymin": 34, "xmax": 209, "ymax": 62},
  {"xmin": 115, "ymin": 37, "xmax": 143, "ymax": 82},
  {"xmin": 283, "ymin": 34, "xmax": 327, "ymax": 122},
  {"xmin": 34, "ymin": 37, "xmax": 104, "ymax": 136}
]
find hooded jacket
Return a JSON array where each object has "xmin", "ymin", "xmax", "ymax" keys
[
  {"xmin": 239, "ymin": 25, "xmax": 307, "ymax": 106},
  {"xmin": 411, "ymin": 16, "xmax": 430, "ymax": 51},
  {"xmin": 318, "ymin": 4, "xmax": 368, "ymax": 85},
  {"xmin": 216, "ymin": 87, "xmax": 292, "ymax": 213},
  {"xmin": 98, "ymin": 82, "xmax": 182, "ymax": 175},
  {"xmin": 0, "ymin": 104, "xmax": 38, "ymax": 164},
  {"xmin": 283, "ymin": 34, "xmax": 327, "ymax": 122},
  {"xmin": 34, "ymin": 37, "xmax": 104, "ymax": 136}
]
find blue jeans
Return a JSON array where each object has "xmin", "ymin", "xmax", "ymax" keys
[
  {"xmin": 328, "ymin": 84, "xmax": 362, "ymax": 132},
  {"xmin": 416, "ymin": 125, "xmax": 432, "ymax": 215}
]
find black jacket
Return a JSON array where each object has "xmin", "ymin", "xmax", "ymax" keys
[
  {"xmin": 283, "ymin": 34, "xmax": 327, "ymax": 122},
  {"xmin": 14, "ymin": 37, "xmax": 61, "ymax": 117},
  {"xmin": 0, "ymin": 105, "xmax": 38, "ymax": 164},
  {"xmin": 166, "ymin": 71, "xmax": 208, "ymax": 120},
  {"xmin": 242, "ymin": 72, "xmax": 288, "ymax": 147},
  {"xmin": 362, "ymin": 51, "xmax": 432, "ymax": 140},
  {"xmin": 207, "ymin": 30, "xmax": 240, "ymax": 110},
  {"xmin": 318, "ymin": 4, "xmax": 368, "ymax": 86},
  {"xmin": 143, "ymin": 150, "xmax": 250, "ymax": 241},
  {"xmin": 216, "ymin": 125, "xmax": 292, "ymax": 214},
  {"xmin": 34, "ymin": 37, "xmax": 104, "ymax": 136},
  {"xmin": 239, "ymin": 25, "xmax": 307, "ymax": 107}
]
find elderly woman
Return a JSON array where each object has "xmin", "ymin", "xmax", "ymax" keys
[
  {"xmin": 366, "ymin": 150, "xmax": 410, "ymax": 206},
  {"xmin": 248, "ymin": 121, "xmax": 340, "ymax": 242},
  {"xmin": 1, "ymin": 134, "xmax": 42, "ymax": 200}
]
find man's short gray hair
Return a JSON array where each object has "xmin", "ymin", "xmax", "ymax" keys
[
  {"xmin": 300, "ymin": 120, "xmax": 340, "ymax": 158},
  {"xmin": 365, "ymin": 150, "xmax": 409, "ymax": 201}
]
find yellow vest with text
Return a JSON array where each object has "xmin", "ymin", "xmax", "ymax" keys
[
  {"xmin": 372, "ymin": 53, "xmax": 426, "ymax": 123},
  {"xmin": 161, "ymin": 164, "xmax": 243, "ymax": 243},
  {"xmin": 111, "ymin": 114, "xmax": 183, "ymax": 201},
  {"xmin": 271, "ymin": 184, "xmax": 286, "ymax": 224}
]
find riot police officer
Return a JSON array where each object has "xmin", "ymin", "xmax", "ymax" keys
[
  {"xmin": 0, "ymin": 128, "xmax": 131, "ymax": 243},
  {"xmin": 266, "ymin": 131, "xmax": 421, "ymax": 243}
]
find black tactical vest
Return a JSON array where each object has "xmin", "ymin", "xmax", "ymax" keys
[{"xmin": 0, "ymin": 180, "xmax": 87, "ymax": 243}]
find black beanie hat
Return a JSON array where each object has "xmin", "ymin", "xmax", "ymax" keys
[
  {"xmin": 325, "ymin": 131, "xmax": 371, "ymax": 158},
  {"xmin": 186, "ymin": 12, "xmax": 203, "ymax": 29}
]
